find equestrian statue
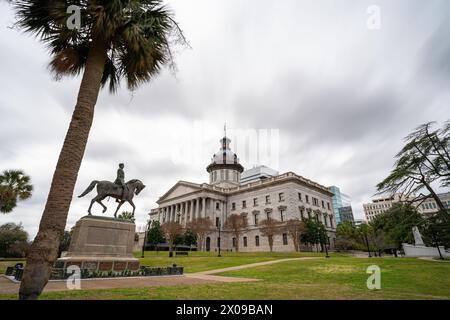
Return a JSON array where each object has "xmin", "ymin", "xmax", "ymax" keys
[{"xmin": 78, "ymin": 163, "xmax": 146, "ymax": 218}]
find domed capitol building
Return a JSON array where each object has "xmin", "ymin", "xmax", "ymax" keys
[{"xmin": 149, "ymin": 134, "xmax": 337, "ymax": 252}]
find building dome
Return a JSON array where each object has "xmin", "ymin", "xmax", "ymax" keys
[{"xmin": 206, "ymin": 135, "xmax": 244, "ymax": 187}]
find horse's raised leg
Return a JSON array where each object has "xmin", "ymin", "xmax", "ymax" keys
[
  {"xmin": 129, "ymin": 200, "xmax": 136, "ymax": 217},
  {"xmin": 87, "ymin": 199, "xmax": 96, "ymax": 215},
  {"xmin": 97, "ymin": 196, "xmax": 108, "ymax": 213},
  {"xmin": 114, "ymin": 200, "xmax": 125, "ymax": 219}
]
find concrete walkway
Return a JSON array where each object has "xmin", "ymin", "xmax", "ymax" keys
[
  {"xmin": 0, "ymin": 257, "xmax": 319, "ymax": 295},
  {"xmin": 418, "ymin": 257, "xmax": 450, "ymax": 263},
  {"xmin": 193, "ymin": 257, "xmax": 321, "ymax": 275},
  {"xmin": 0, "ymin": 275, "xmax": 219, "ymax": 295}
]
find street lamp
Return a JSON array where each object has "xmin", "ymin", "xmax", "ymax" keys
[
  {"xmin": 141, "ymin": 221, "xmax": 150, "ymax": 258},
  {"xmin": 316, "ymin": 216, "xmax": 330, "ymax": 258},
  {"xmin": 217, "ymin": 218, "xmax": 222, "ymax": 257}
]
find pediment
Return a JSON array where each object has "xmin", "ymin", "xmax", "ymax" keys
[{"xmin": 157, "ymin": 181, "xmax": 202, "ymax": 203}]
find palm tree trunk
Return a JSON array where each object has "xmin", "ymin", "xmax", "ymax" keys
[{"xmin": 19, "ymin": 37, "xmax": 108, "ymax": 300}]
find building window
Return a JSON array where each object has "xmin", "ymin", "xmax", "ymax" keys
[
  {"xmin": 216, "ymin": 202, "xmax": 220, "ymax": 210},
  {"xmin": 279, "ymin": 193, "xmax": 284, "ymax": 202},
  {"xmin": 232, "ymin": 237, "xmax": 236, "ymax": 247},
  {"xmin": 216, "ymin": 217, "xmax": 220, "ymax": 228},
  {"xmin": 255, "ymin": 236, "xmax": 260, "ymax": 246},
  {"xmin": 265, "ymin": 195, "xmax": 270, "ymax": 204},
  {"xmin": 242, "ymin": 200, "xmax": 247, "ymax": 209},
  {"xmin": 298, "ymin": 193, "xmax": 302, "ymax": 201},
  {"xmin": 327, "ymin": 202, "xmax": 330, "ymax": 210},
  {"xmin": 305, "ymin": 195, "xmax": 309, "ymax": 204},
  {"xmin": 243, "ymin": 214, "xmax": 248, "ymax": 226},
  {"xmin": 243, "ymin": 237, "xmax": 248, "ymax": 247},
  {"xmin": 321, "ymin": 200, "xmax": 325, "ymax": 208},
  {"xmin": 300, "ymin": 208, "xmax": 305, "ymax": 220},
  {"xmin": 280, "ymin": 209, "xmax": 285, "ymax": 222},
  {"xmin": 254, "ymin": 213, "xmax": 259, "ymax": 225},
  {"xmin": 283, "ymin": 233, "xmax": 288, "ymax": 245},
  {"xmin": 232, "ymin": 202, "xmax": 236, "ymax": 210},
  {"xmin": 253, "ymin": 198, "xmax": 258, "ymax": 206},
  {"xmin": 312, "ymin": 197, "xmax": 319, "ymax": 206}
]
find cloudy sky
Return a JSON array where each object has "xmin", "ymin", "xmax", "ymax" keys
[{"xmin": 1, "ymin": 0, "xmax": 449, "ymax": 239}]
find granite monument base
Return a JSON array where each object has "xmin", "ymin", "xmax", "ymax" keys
[
  {"xmin": 55, "ymin": 215, "xmax": 140, "ymax": 272},
  {"xmin": 402, "ymin": 243, "xmax": 450, "ymax": 258}
]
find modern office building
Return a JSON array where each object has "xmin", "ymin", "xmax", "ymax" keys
[
  {"xmin": 363, "ymin": 192, "xmax": 450, "ymax": 222},
  {"xmin": 240, "ymin": 165, "xmax": 279, "ymax": 184},
  {"xmin": 418, "ymin": 192, "xmax": 450, "ymax": 216},
  {"xmin": 363, "ymin": 194, "xmax": 410, "ymax": 222},
  {"xmin": 328, "ymin": 186, "xmax": 354, "ymax": 225}
]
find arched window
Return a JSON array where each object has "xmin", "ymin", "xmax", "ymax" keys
[
  {"xmin": 282, "ymin": 233, "xmax": 288, "ymax": 245},
  {"xmin": 243, "ymin": 237, "xmax": 248, "ymax": 247},
  {"xmin": 255, "ymin": 236, "xmax": 260, "ymax": 247}
]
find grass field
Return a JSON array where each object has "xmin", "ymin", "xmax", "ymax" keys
[
  {"xmin": 0, "ymin": 259, "xmax": 25, "ymax": 275},
  {"xmin": 1, "ymin": 252, "xmax": 449, "ymax": 300},
  {"xmin": 134, "ymin": 251, "xmax": 327, "ymax": 273}
]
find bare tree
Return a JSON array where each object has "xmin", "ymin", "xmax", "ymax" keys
[
  {"xmin": 161, "ymin": 221, "xmax": 183, "ymax": 254},
  {"xmin": 259, "ymin": 218, "xmax": 282, "ymax": 252},
  {"xmin": 186, "ymin": 217, "xmax": 213, "ymax": 251},
  {"xmin": 282, "ymin": 219, "xmax": 305, "ymax": 252},
  {"xmin": 224, "ymin": 213, "xmax": 248, "ymax": 252}
]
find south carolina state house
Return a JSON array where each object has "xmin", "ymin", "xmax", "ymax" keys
[{"xmin": 149, "ymin": 134, "xmax": 336, "ymax": 252}]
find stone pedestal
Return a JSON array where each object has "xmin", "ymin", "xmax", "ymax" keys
[
  {"xmin": 402, "ymin": 243, "xmax": 450, "ymax": 258},
  {"xmin": 55, "ymin": 216, "xmax": 140, "ymax": 272}
]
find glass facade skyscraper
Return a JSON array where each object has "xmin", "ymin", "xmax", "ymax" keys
[{"xmin": 328, "ymin": 186, "xmax": 354, "ymax": 225}]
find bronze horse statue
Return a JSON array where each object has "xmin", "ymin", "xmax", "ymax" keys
[{"xmin": 78, "ymin": 179, "xmax": 146, "ymax": 218}]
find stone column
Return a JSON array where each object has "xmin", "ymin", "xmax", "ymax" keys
[
  {"xmin": 190, "ymin": 199, "xmax": 194, "ymax": 222},
  {"xmin": 196, "ymin": 198, "xmax": 201, "ymax": 219},
  {"xmin": 201, "ymin": 197, "xmax": 206, "ymax": 218},
  {"xmin": 182, "ymin": 202, "xmax": 187, "ymax": 227}
]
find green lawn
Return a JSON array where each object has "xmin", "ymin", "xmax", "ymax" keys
[
  {"xmin": 134, "ymin": 250, "xmax": 327, "ymax": 273},
  {"xmin": 0, "ymin": 259, "xmax": 25, "ymax": 274},
  {"xmin": 1, "ymin": 254, "xmax": 449, "ymax": 300}
]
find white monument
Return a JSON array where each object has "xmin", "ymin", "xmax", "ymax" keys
[{"xmin": 402, "ymin": 226, "xmax": 449, "ymax": 258}]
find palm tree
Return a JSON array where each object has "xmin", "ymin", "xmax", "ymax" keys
[
  {"xmin": 13, "ymin": 0, "xmax": 186, "ymax": 300},
  {"xmin": 0, "ymin": 170, "xmax": 33, "ymax": 213},
  {"xmin": 117, "ymin": 211, "xmax": 135, "ymax": 223}
]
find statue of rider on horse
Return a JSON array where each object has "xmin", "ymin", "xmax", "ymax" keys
[{"xmin": 78, "ymin": 163, "xmax": 146, "ymax": 219}]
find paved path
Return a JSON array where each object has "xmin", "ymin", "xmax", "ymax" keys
[
  {"xmin": 0, "ymin": 257, "xmax": 319, "ymax": 295},
  {"xmin": 194, "ymin": 257, "xmax": 321, "ymax": 275},
  {"xmin": 418, "ymin": 257, "xmax": 450, "ymax": 263},
  {"xmin": 0, "ymin": 275, "xmax": 220, "ymax": 295}
]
